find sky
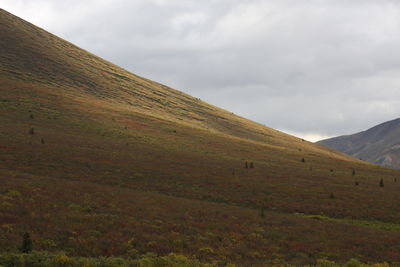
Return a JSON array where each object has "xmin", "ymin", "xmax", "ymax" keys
[{"xmin": 3, "ymin": 0, "xmax": 400, "ymax": 142}]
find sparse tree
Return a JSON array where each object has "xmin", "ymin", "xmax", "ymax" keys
[
  {"xmin": 259, "ymin": 207, "xmax": 266, "ymax": 218},
  {"xmin": 301, "ymin": 158, "xmax": 305, "ymax": 163},
  {"xmin": 250, "ymin": 162, "xmax": 254, "ymax": 168},
  {"xmin": 380, "ymin": 178, "xmax": 384, "ymax": 187},
  {"xmin": 352, "ymin": 169, "xmax": 356, "ymax": 176},
  {"xmin": 19, "ymin": 232, "xmax": 33, "ymax": 253},
  {"xmin": 41, "ymin": 138, "xmax": 45, "ymax": 144},
  {"xmin": 355, "ymin": 181, "xmax": 359, "ymax": 186},
  {"xmin": 29, "ymin": 114, "xmax": 34, "ymax": 119},
  {"xmin": 330, "ymin": 193, "xmax": 335, "ymax": 199},
  {"xmin": 245, "ymin": 162, "xmax": 248, "ymax": 169},
  {"xmin": 29, "ymin": 128, "xmax": 34, "ymax": 135}
]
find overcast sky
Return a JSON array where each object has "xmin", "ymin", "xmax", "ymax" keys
[{"xmin": 3, "ymin": 0, "xmax": 400, "ymax": 141}]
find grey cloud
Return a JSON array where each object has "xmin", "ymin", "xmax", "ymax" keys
[{"xmin": 3, "ymin": 0, "xmax": 400, "ymax": 141}]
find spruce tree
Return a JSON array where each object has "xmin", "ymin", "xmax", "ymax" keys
[
  {"xmin": 20, "ymin": 232, "xmax": 33, "ymax": 253},
  {"xmin": 259, "ymin": 207, "xmax": 266, "ymax": 218}
]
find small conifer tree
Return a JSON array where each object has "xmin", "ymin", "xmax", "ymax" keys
[
  {"xmin": 20, "ymin": 232, "xmax": 33, "ymax": 253},
  {"xmin": 330, "ymin": 193, "xmax": 335, "ymax": 199},
  {"xmin": 29, "ymin": 128, "xmax": 34, "ymax": 135},
  {"xmin": 250, "ymin": 162, "xmax": 254, "ymax": 168},
  {"xmin": 301, "ymin": 158, "xmax": 305, "ymax": 163},
  {"xmin": 259, "ymin": 207, "xmax": 266, "ymax": 218},
  {"xmin": 380, "ymin": 178, "xmax": 384, "ymax": 187},
  {"xmin": 245, "ymin": 162, "xmax": 248, "ymax": 168}
]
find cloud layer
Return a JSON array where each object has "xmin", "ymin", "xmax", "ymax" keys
[{"xmin": 3, "ymin": 0, "xmax": 400, "ymax": 141}]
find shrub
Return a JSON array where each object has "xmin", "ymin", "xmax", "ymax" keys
[
  {"xmin": 198, "ymin": 247, "xmax": 214, "ymax": 255},
  {"xmin": 345, "ymin": 258, "xmax": 363, "ymax": 267},
  {"xmin": 316, "ymin": 258, "xmax": 339, "ymax": 267},
  {"xmin": 7, "ymin": 190, "xmax": 21, "ymax": 198}
]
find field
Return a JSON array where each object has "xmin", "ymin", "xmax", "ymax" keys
[{"xmin": 1, "ymin": 8, "xmax": 400, "ymax": 266}]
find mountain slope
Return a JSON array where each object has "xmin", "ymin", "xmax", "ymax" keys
[
  {"xmin": 317, "ymin": 118, "xmax": 400, "ymax": 169},
  {"xmin": 2, "ymin": 9, "xmax": 400, "ymax": 265},
  {"xmin": 0, "ymin": 8, "xmax": 361, "ymax": 159}
]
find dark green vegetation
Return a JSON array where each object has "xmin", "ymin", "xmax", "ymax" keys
[
  {"xmin": 318, "ymin": 118, "xmax": 400, "ymax": 169},
  {"xmin": 1, "ymin": 8, "xmax": 400, "ymax": 266}
]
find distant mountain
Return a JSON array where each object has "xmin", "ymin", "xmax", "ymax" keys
[{"xmin": 317, "ymin": 118, "xmax": 400, "ymax": 169}]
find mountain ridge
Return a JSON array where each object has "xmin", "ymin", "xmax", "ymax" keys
[{"xmin": 317, "ymin": 118, "xmax": 400, "ymax": 169}]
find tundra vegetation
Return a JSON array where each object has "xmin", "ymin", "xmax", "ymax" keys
[{"xmin": 1, "ymin": 8, "xmax": 400, "ymax": 266}]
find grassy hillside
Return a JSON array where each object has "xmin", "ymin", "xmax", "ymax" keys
[{"xmin": 1, "ymin": 8, "xmax": 400, "ymax": 266}]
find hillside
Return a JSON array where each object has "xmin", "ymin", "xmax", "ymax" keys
[
  {"xmin": 317, "ymin": 118, "xmax": 400, "ymax": 169},
  {"xmin": 1, "ymin": 8, "xmax": 400, "ymax": 266}
]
